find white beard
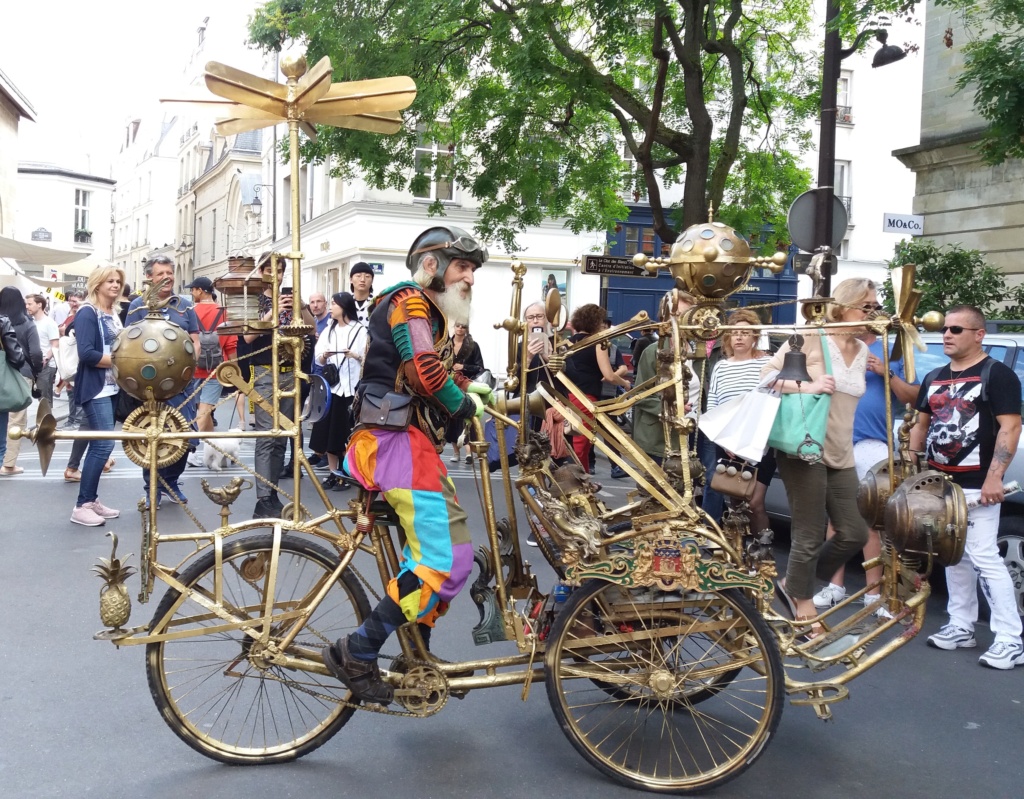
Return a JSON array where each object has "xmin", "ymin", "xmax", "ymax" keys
[{"xmin": 412, "ymin": 267, "xmax": 472, "ymax": 326}]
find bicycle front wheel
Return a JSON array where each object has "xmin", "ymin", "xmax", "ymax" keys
[
  {"xmin": 545, "ymin": 582, "xmax": 784, "ymax": 794},
  {"xmin": 146, "ymin": 533, "xmax": 370, "ymax": 764}
]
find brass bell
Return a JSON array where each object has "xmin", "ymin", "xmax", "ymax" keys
[{"xmin": 776, "ymin": 334, "xmax": 812, "ymax": 383}]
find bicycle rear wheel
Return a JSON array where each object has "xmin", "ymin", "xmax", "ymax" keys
[
  {"xmin": 146, "ymin": 533, "xmax": 370, "ymax": 764},
  {"xmin": 545, "ymin": 582, "xmax": 784, "ymax": 794}
]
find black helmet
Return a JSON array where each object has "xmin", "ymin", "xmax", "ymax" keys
[{"xmin": 406, "ymin": 225, "xmax": 488, "ymax": 278}]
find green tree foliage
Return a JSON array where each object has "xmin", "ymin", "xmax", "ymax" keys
[
  {"xmin": 884, "ymin": 239, "xmax": 1024, "ymax": 319},
  {"xmin": 248, "ymin": 0, "xmax": 916, "ymax": 252},
  {"xmin": 936, "ymin": 0, "xmax": 1024, "ymax": 165}
]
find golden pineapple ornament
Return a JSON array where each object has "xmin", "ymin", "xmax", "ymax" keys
[{"xmin": 93, "ymin": 533, "xmax": 137, "ymax": 640}]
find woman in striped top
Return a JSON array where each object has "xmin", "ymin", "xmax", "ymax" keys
[{"xmin": 706, "ymin": 308, "xmax": 775, "ymax": 531}]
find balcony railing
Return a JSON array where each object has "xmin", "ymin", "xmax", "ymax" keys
[
  {"xmin": 74, "ymin": 230, "xmax": 92, "ymax": 244},
  {"xmin": 837, "ymin": 105, "xmax": 853, "ymax": 124},
  {"xmin": 837, "ymin": 195, "xmax": 852, "ymax": 219}
]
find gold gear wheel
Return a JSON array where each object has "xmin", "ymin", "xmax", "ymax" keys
[
  {"xmin": 681, "ymin": 305, "xmax": 722, "ymax": 342},
  {"xmin": 121, "ymin": 403, "xmax": 191, "ymax": 468}
]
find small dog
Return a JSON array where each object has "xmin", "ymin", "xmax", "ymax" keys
[{"xmin": 202, "ymin": 428, "xmax": 243, "ymax": 471}]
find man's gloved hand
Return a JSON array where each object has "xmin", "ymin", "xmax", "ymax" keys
[
  {"xmin": 466, "ymin": 381, "xmax": 495, "ymax": 407},
  {"xmin": 467, "ymin": 392, "xmax": 486, "ymax": 419}
]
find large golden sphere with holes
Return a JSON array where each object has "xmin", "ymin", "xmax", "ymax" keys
[
  {"xmin": 668, "ymin": 221, "xmax": 755, "ymax": 300},
  {"xmin": 111, "ymin": 316, "xmax": 196, "ymax": 401}
]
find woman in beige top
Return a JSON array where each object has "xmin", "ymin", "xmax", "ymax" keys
[{"xmin": 761, "ymin": 278, "xmax": 876, "ymax": 626}]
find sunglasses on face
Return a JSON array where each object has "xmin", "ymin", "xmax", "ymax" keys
[
  {"xmin": 861, "ymin": 303, "xmax": 884, "ymax": 312},
  {"xmin": 940, "ymin": 326, "xmax": 982, "ymax": 335}
]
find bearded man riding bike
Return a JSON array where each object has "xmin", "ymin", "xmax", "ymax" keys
[{"xmin": 322, "ymin": 225, "xmax": 494, "ymax": 705}]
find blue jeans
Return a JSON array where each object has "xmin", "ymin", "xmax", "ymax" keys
[
  {"xmin": 78, "ymin": 394, "xmax": 117, "ymax": 506},
  {"xmin": 0, "ymin": 411, "xmax": 8, "ymax": 464}
]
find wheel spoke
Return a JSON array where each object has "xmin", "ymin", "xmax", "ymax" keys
[
  {"xmin": 546, "ymin": 584, "xmax": 783, "ymax": 792},
  {"xmin": 146, "ymin": 534, "xmax": 370, "ymax": 763}
]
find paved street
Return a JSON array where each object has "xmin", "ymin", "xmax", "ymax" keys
[{"xmin": 1, "ymin": 413, "xmax": 1022, "ymax": 799}]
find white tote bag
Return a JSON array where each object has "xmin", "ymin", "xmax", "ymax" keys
[
  {"xmin": 698, "ymin": 388, "xmax": 781, "ymax": 464},
  {"xmin": 54, "ymin": 331, "xmax": 79, "ymax": 382}
]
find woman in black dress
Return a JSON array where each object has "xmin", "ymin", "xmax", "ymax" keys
[{"xmin": 446, "ymin": 322, "xmax": 484, "ymax": 463}]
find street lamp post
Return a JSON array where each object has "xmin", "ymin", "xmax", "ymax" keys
[
  {"xmin": 815, "ymin": 4, "xmax": 906, "ymax": 296},
  {"xmin": 250, "ymin": 184, "xmax": 276, "ymax": 242}
]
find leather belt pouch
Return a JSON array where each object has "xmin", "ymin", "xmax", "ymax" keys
[{"xmin": 358, "ymin": 390, "xmax": 413, "ymax": 430}]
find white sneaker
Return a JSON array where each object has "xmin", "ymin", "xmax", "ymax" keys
[
  {"xmin": 812, "ymin": 583, "xmax": 846, "ymax": 608},
  {"xmin": 450, "ymin": 452, "xmax": 460, "ymax": 463},
  {"xmin": 84, "ymin": 500, "xmax": 120, "ymax": 519},
  {"xmin": 863, "ymin": 594, "xmax": 894, "ymax": 619},
  {"xmin": 978, "ymin": 640, "xmax": 1024, "ymax": 670},
  {"xmin": 71, "ymin": 505, "xmax": 106, "ymax": 527},
  {"xmin": 927, "ymin": 624, "xmax": 976, "ymax": 650},
  {"xmin": 187, "ymin": 451, "xmax": 204, "ymax": 468}
]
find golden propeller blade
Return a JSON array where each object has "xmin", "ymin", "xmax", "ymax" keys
[
  {"xmin": 899, "ymin": 263, "xmax": 917, "ymax": 310},
  {"xmin": 214, "ymin": 116, "xmax": 278, "ymax": 136},
  {"xmin": 205, "ymin": 61, "xmax": 289, "ymax": 118},
  {"xmin": 314, "ymin": 110, "xmax": 405, "ymax": 135},
  {"xmin": 903, "ymin": 340, "xmax": 917, "ymax": 384},
  {"xmin": 306, "ymin": 76, "xmax": 418, "ymax": 119},
  {"xmin": 891, "ymin": 287, "xmax": 925, "ymax": 364},
  {"xmin": 891, "ymin": 266, "xmax": 906, "ymax": 315},
  {"xmin": 290, "ymin": 56, "xmax": 333, "ymax": 114},
  {"xmin": 299, "ymin": 121, "xmax": 318, "ymax": 141}
]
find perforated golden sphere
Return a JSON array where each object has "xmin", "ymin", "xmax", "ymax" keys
[
  {"xmin": 111, "ymin": 317, "xmax": 196, "ymax": 401},
  {"xmin": 279, "ymin": 53, "xmax": 308, "ymax": 78},
  {"xmin": 669, "ymin": 221, "xmax": 754, "ymax": 300}
]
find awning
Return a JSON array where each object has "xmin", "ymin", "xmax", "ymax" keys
[
  {"xmin": 0, "ymin": 233, "xmax": 89, "ymax": 266},
  {"xmin": 54, "ymin": 256, "xmax": 114, "ymax": 277}
]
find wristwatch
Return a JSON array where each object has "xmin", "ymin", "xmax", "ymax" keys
[{"xmin": 888, "ymin": 369, "xmax": 896, "ymax": 380}]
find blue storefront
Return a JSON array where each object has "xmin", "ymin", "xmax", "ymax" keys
[{"xmin": 600, "ymin": 208, "xmax": 798, "ymax": 327}]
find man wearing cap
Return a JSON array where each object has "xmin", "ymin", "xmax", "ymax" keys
[
  {"xmin": 186, "ymin": 277, "xmax": 237, "ymax": 449},
  {"xmin": 349, "ymin": 261, "xmax": 375, "ymax": 324},
  {"xmin": 321, "ymin": 225, "xmax": 494, "ymax": 705}
]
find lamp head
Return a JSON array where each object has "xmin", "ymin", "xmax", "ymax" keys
[{"xmin": 872, "ymin": 30, "xmax": 906, "ymax": 68}]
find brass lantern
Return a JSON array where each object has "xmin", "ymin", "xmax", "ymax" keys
[{"xmin": 884, "ymin": 470, "xmax": 967, "ymax": 567}]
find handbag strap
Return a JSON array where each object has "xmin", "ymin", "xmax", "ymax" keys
[{"xmin": 817, "ymin": 331, "xmax": 833, "ymax": 376}]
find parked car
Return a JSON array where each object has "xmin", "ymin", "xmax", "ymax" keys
[{"xmin": 764, "ymin": 331, "xmax": 1024, "ymax": 617}]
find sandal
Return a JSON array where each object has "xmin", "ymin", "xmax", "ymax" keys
[
  {"xmin": 64, "ymin": 468, "xmax": 82, "ymax": 483},
  {"xmin": 103, "ymin": 458, "xmax": 116, "ymax": 473},
  {"xmin": 794, "ymin": 616, "xmax": 825, "ymax": 641},
  {"xmin": 0, "ymin": 466, "xmax": 24, "ymax": 476}
]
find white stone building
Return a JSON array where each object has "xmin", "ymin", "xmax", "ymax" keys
[
  {"xmin": 895, "ymin": 0, "xmax": 1024, "ymax": 276},
  {"xmin": 0, "ymin": 67, "xmax": 35, "ymax": 239},
  {"xmin": 111, "ymin": 115, "xmax": 183, "ymax": 292},
  {"xmin": 15, "ymin": 163, "xmax": 115, "ymax": 278}
]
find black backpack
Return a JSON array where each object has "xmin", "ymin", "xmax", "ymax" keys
[{"xmin": 196, "ymin": 308, "xmax": 226, "ymax": 372}]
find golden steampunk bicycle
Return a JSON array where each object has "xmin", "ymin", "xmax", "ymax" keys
[{"xmin": 12, "ymin": 56, "xmax": 967, "ymax": 795}]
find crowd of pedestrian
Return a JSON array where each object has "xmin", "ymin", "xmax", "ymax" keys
[{"xmin": 2, "ymin": 241, "xmax": 1021, "ymax": 671}]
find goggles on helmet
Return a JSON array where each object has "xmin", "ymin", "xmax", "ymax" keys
[{"xmin": 411, "ymin": 235, "xmax": 488, "ymax": 265}]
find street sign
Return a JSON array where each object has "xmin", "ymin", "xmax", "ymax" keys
[
  {"xmin": 367, "ymin": 261, "xmax": 385, "ymax": 274},
  {"xmin": 582, "ymin": 254, "xmax": 656, "ymax": 278},
  {"xmin": 882, "ymin": 213, "xmax": 924, "ymax": 235},
  {"xmin": 787, "ymin": 189, "xmax": 849, "ymax": 252}
]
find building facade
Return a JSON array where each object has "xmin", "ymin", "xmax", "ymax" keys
[
  {"xmin": 0, "ymin": 67, "xmax": 35, "ymax": 238},
  {"xmin": 15, "ymin": 163, "xmax": 115, "ymax": 277},
  {"xmin": 895, "ymin": 0, "xmax": 1024, "ymax": 275},
  {"xmin": 111, "ymin": 115, "xmax": 182, "ymax": 292}
]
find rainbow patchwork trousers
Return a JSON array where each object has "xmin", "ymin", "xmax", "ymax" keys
[{"xmin": 344, "ymin": 425, "xmax": 473, "ymax": 626}]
